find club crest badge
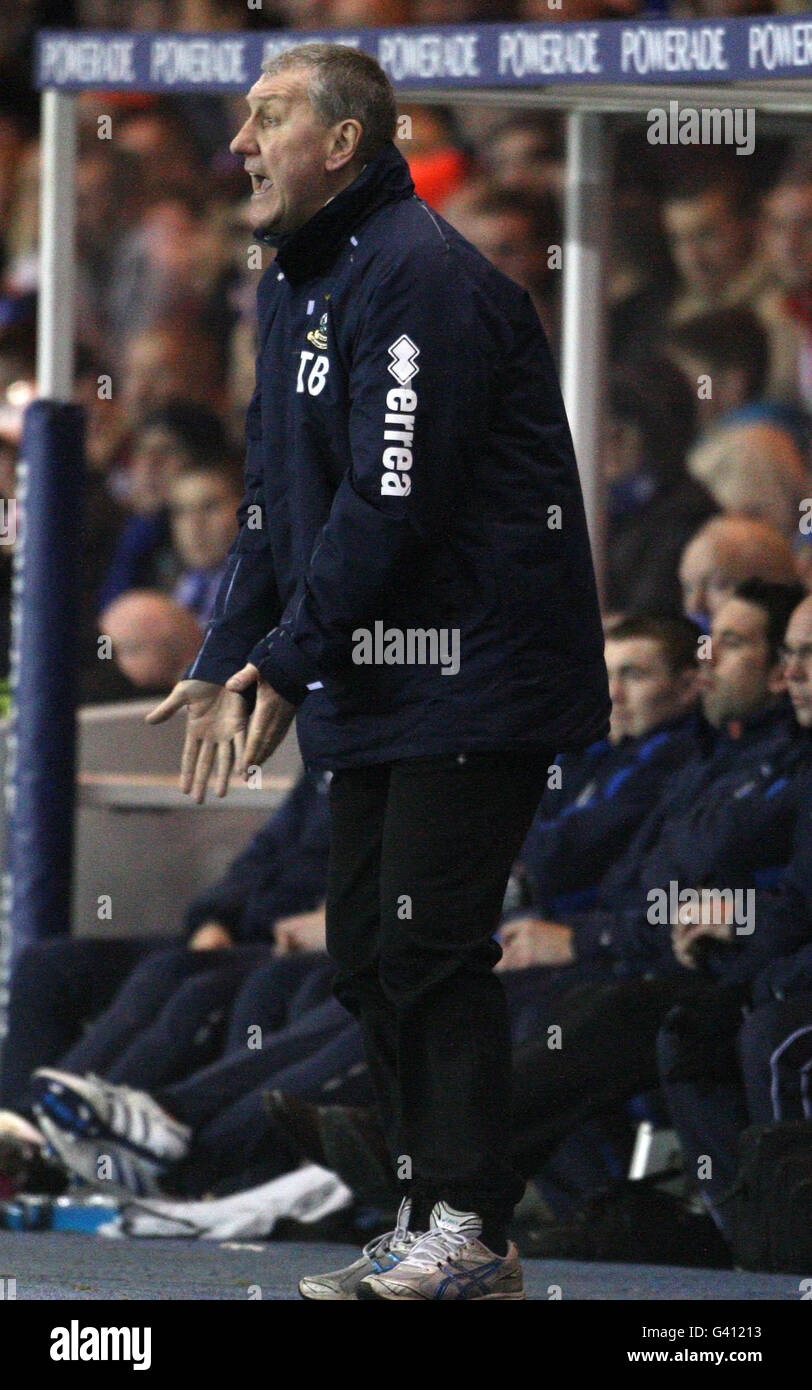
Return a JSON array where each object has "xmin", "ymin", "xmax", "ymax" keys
[{"xmin": 306, "ymin": 312, "xmax": 329, "ymax": 351}]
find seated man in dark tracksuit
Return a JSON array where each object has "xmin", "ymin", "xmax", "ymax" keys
[
  {"xmin": 657, "ymin": 594, "xmax": 812, "ymax": 1237},
  {"xmin": 0, "ymin": 771, "xmax": 332, "ymax": 1189},
  {"xmin": 516, "ymin": 612, "xmax": 701, "ymax": 920}
]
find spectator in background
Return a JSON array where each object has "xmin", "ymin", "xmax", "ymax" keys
[
  {"xmin": 0, "ymin": 87, "xmax": 37, "ymax": 274},
  {"xmin": 666, "ymin": 307, "xmax": 772, "ymax": 434},
  {"xmin": 74, "ymin": 140, "xmax": 143, "ymax": 356},
  {"xmin": 678, "ymin": 515, "xmax": 800, "ymax": 631},
  {"xmin": 169, "ymin": 458, "xmax": 242, "ymax": 624},
  {"xmin": 608, "ymin": 184, "xmax": 676, "ymax": 367},
  {"xmin": 603, "ymin": 359, "xmax": 717, "ymax": 616},
  {"xmin": 109, "ymin": 186, "xmax": 230, "ymax": 350},
  {"xmin": 663, "ymin": 158, "xmax": 765, "ymax": 326},
  {"xmin": 687, "ymin": 417, "xmax": 808, "ymax": 538},
  {"xmin": 74, "ymin": 344, "xmax": 130, "ymax": 482},
  {"xmin": 481, "ymin": 112, "xmax": 565, "ymax": 201},
  {"xmin": 99, "ymin": 399, "xmax": 230, "ymax": 610},
  {"xmin": 116, "ymin": 101, "xmax": 209, "ymax": 202},
  {"xmin": 758, "ymin": 144, "xmax": 812, "ymax": 410},
  {"xmin": 119, "ymin": 317, "xmax": 229, "ymax": 422},
  {"xmin": 395, "ymin": 105, "xmax": 470, "ymax": 208},
  {"xmin": 444, "ymin": 187, "xmax": 561, "ymax": 349},
  {"xmin": 99, "ymin": 590, "xmax": 204, "ymax": 694}
]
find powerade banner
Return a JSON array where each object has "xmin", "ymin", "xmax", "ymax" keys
[{"xmin": 34, "ymin": 17, "xmax": 812, "ymax": 92}]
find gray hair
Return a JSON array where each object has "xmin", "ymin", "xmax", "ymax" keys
[{"xmin": 260, "ymin": 43, "xmax": 397, "ymax": 166}]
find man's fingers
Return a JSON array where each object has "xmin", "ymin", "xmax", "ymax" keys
[
  {"xmin": 179, "ymin": 728, "xmax": 201, "ymax": 795},
  {"xmin": 233, "ymin": 727, "xmax": 247, "ymax": 777},
  {"xmin": 191, "ymin": 739, "xmax": 217, "ymax": 804},
  {"xmin": 146, "ymin": 687, "xmax": 190, "ymax": 725},
  {"xmin": 242, "ymin": 709, "xmax": 273, "ymax": 772},
  {"xmin": 225, "ymin": 663, "xmax": 260, "ymax": 693},
  {"xmin": 214, "ymin": 739, "xmax": 234, "ymax": 799}
]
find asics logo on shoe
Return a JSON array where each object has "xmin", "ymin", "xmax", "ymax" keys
[{"xmin": 435, "ymin": 1259, "xmax": 505, "ymax": 1299}]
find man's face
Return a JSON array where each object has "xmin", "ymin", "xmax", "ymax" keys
[
  {"xmin": 486, "ymin": 129, "xmax": 562, "ymax": 199},
  {"xmin": 230, "ymin": 69, "xmax": 337, "ymax": 237},
  {"xmin": 606, "ymin": 636, "xmax": 696, "ymax": 742},
  {"xmin": 669, "ymin": 349, "xmax": 744, "ymax": 429},
  {"xmin": 603, "ymin": 415, "xmax": 644, "ymax": 484},
  {"xmin": 169, "ymin": 472, "xmax": 239, "ymax": 571},
  {"xmin": 128, "ymin": 426, "xmax": 192, "ymax": 515},
  {"xmin": 452, "ymin": 209, "xmax": 545, "ymax": 288},
  {"xmin": 781, "ymin": 598, "xmax": 812, "ymax": 728},
  {"xmin": 122, "ymin": 331, "xmax": 221, "ymax": 418},
  {"xmin": 76, "ymin": 154, "xmax": 118, "ymax": 250},
  {"xmin": 663, "ymin": 189, "xmax": 750, "ymax": 300},
  {"xmin": 679, "ymin": 533, "xmax": 738, "ymax": 629},
  {"xmin": 701, "ymin": 596, "xmax": 783, "ymax": 727},
  {"xmin": 761, "ymin": 182, "xmax": 812, "ymax": 296}
]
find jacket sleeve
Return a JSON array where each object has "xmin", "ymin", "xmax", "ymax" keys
[
  {"xmin": 522, "ymin": 735, "xmax": 694, "ymax": 908},
  {"xmin": 186, "ymin": 382, "xmax": 283, "ymax": 686},
  {"xmin": 245, "ymin": 248, "xmax": 493, "ymax": 705},
  {"xmin": 711, "ymin": 768, "xmax": 812, "ymax": 992},
  {"xmin": 753, "ymin": 941, "xmax": 812, "ymax": 1004}
]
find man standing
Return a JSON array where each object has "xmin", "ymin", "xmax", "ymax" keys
[{"xmin": 149, "ymin": 44, "xmax": 609, "ymax": 1300}]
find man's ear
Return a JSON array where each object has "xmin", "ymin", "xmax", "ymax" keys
[{"xmin": 325, "ymin": 119, "xmax": 363, "ymax": 173}]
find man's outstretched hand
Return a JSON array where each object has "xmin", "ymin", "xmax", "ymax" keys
[
  {"xmin": 226, "ymin": 664, "xmax": 296, "ymax": 776},
  {"xmin": 145, "ymin": 678, "xmax": 249, "ymax": 803}
]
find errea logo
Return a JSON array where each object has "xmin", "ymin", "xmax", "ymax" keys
[
  {"xmin": 380, "ymin": 384, "xmax": 417, "ymax": 498},
  {"xmin": 387, "ymin": 335, "xmax": 420, "ymax": 386}
]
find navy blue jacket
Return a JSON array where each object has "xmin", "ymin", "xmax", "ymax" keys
[
  {"xmin": 568, "ymin": 705, "xmax": 810, "ymax": 981},
  {"xmin": 518, "ymin": 714, "xmax": 700, "ymax": 916},
  {"xmin": 751, "ymin": 771, "xmax": 812, "ymax": 1003},
  {"xmin": 189, "ymin": 141, "xmax": 609, "ymax": 770},
  {"xmin": 183, "ymin": 772, "xmax": 330, "ymax": 944}
]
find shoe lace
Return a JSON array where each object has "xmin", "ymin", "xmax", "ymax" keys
[
  {"xmin": 363, "ymin": 1202, "xmax": 417, "ymax": 1260},
  {"xmin": 399, "ymin": 1226, "xmax": 469, "ymax": 1271}
]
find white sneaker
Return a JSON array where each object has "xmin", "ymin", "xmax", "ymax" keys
[
  {"xmin": 300, "ymin": 1197, "xmax": 418, "ymax": 1300},
  {"xmin": 31, "ymin": 1069, "xmax": 190, "ymax": 1198},
  {"xmin": 358, "ymin": 1201, "xmax": 525, "ymax": 1301}
]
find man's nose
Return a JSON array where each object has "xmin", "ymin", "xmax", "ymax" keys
[{"xmin": 230, "ymin": 121, "xmax": 257, "ymax": 156}]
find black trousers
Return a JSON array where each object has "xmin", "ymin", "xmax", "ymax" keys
[{"xmin": 325, "ymin": 747, "xmax": 552, "ymax": 1228}]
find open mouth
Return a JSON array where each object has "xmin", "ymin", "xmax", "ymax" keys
[{"xmin": 250, "ymin": 174, "xmax": 273, "ymax": 195}]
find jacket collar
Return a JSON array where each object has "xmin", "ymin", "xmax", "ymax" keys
[{"xmin": 256, "ymin": 140, "xmax": 415, "ymax": 285}]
